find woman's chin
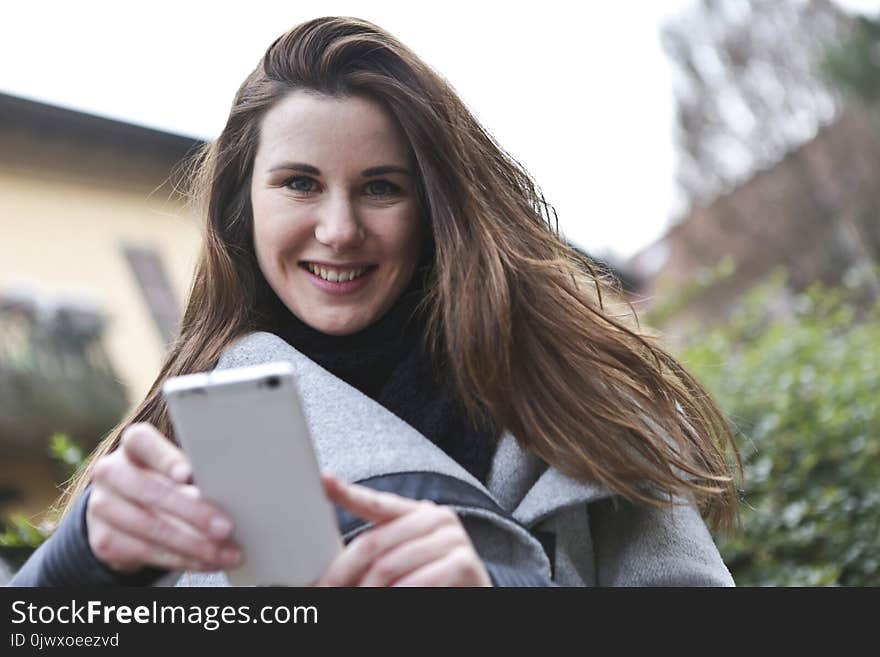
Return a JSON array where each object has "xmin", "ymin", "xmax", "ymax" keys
[{"xmin": 304, "ymin": 312, "xmax": 373, "ymax": 336}]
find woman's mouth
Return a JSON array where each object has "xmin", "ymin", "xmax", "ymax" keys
[
  {"xmin": 299, "ymin": 262, "xmax": 378, "ymax": 295},
  {"xmin": 303, "ymin": 262, "xmax": 373, "ymax": 282}
]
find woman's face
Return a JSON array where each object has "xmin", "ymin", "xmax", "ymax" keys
[{"xmin": 250, "ymin": 91, "xmax": 423, "ymax": 335}]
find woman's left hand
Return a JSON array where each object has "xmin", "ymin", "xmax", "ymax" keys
[{"xmin": 315, "ymin": 473, "xmax": 492, "ymax": 587}]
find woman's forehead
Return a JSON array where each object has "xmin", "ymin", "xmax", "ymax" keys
[{"xmin": 254, "ymin": 91, "xmax": 412, "ymax": 171}]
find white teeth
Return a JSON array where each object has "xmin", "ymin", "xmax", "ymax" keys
[{"xmin": 306, "ymin": 263, "xmax": 369, "ymax": 282}]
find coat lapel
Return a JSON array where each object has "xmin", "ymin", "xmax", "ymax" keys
[{"xmin": 486, "ymin": 431, "xmax": 614, "ymax": 527}]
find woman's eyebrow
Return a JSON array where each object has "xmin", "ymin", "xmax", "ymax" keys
[
  {"xmin": 361, "ymin": 165, "xmax": 413, "ymax": 177},
  {"xmin": 267, "ymin": 162, "xmax": 413, "ymax": 177},
  {"xmin": 268, "ymin": 162, "xmax": 320, "ymax": 174}
]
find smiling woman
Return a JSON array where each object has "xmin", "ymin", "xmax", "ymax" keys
[{"xmin": 11, "ymin": 16, "xmax": 740, "ymax": 588}]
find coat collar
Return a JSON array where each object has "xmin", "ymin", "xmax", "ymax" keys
[{"xmin": 217, "ymin": 332, "xmax": 613, "ymax": 528}]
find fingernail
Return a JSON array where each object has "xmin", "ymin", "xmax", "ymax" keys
[
  {"xmin": 171, "ymin": 463, "xmax": 191, "ymax": 483},
  {"xmin": 209, "ymin": 515, "xmax": 232, "ymax": 538}
]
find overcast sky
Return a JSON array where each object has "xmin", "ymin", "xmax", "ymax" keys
[{"xmin": 2, "ymin": 0, "xmax": 875, "ymax": 260}]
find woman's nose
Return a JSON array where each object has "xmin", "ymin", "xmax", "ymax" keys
[{"xmin": 314, "ymin": 197, "xmax": 365, "ymax": 251}]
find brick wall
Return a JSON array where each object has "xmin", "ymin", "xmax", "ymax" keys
[{"xmin": 628, "ymin": 104, "xmax": 880, "ymax": 329}]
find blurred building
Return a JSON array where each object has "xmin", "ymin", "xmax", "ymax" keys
[
  {"xmin": 628, "ymin": 104, "xmax": 880, "ymax": 332},
  {"xmin": 0, "ymin": 92, "xmax": 204, "ymax": 520}
]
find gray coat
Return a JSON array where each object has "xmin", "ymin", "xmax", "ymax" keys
[{"xmin": 171, "ymin": 332, "xmax": 734, "ymax": 587}]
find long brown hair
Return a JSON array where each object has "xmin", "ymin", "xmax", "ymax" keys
[{"xmin": 57, "ymin": 16, "xmax": 741, "ymax": 531}]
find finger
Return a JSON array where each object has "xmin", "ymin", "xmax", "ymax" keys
[
  {"xmin": 321, "ymin": 473, "xmax": 420, "ymax": 524},
  {"xmin": 315, "ymin": 502, "xmax": 456, "ymax": 586},
  {"xmin": 91, "ymin": 455, "xmax": 233, "ymax": 540},
  {"xmin": 358, "ymin": 524, "xmax": 464, "ymax": 587},
  {"xmin": 88, "ymin": 486, "xmax": 242, "ymax": 569},
  {"xmin": 391, "ymin": 547, "xmax": 490, "ymax": 587},
  {"xmin": 89, "ymin": 519, "xmax": 219, "ymax": 574},
  {"xmin": 121, "ymin": 423, "xmax": 192, "ymax": 483}
]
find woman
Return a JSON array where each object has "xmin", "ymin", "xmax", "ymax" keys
[{"xmin": 11, "ymin": 16, "xmax": 740, "ymax": 587}]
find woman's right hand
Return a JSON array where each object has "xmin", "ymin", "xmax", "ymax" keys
[{"xmin": 85, "ymin": 422, "xmax": 243, "ymax": 575}]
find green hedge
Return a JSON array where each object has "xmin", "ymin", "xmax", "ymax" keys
[
  {"xmin": 0, "ymin": 433, "xmax": 81, "ymax": 559},
  {"xmin": 677, "ymin": 271, "xmax": 880, "ymax": 585}
]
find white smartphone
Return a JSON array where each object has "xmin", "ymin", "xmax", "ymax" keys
[{"xmin": 161, "ymin": 361, "xmax": 342, "ymax": 586}]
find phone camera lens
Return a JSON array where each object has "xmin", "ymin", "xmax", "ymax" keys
[{"xmin": 265, "ymin": 376, "xmax": 280, "ymax": 389}]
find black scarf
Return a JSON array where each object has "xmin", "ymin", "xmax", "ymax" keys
[{"xmin": 268, "ymin": 264, "xmax": 499, "ymax": 484}]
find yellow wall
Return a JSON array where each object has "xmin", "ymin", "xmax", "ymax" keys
[{"xmin": 0, "ymin": 137, "xmax": 202, "ymax": 405}]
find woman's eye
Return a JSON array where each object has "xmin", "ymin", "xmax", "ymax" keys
[
  {"xmin": 285, "ymin": 176, "xmax": 318, "ymax": 193},
  {"xmin": 365, "ymin": 180, "xmax": 400, "ymax": 197}
]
